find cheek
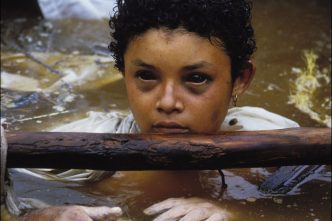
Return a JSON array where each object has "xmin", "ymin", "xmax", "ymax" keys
[
  {"xmin": 125, "ymin": 80, "xmax": 146, "ymax": 116},
  {"xmin": 197, "ymin": 103, "xmax": 228, "ymax": 132},
  {"xmin": 210, "ymin": 107, "xmax": 227, "ymax": 126},
  {"xmin": 127, "ymin": 90, "xmax": 146, "ymax": 114},
  {"xmin": 125, "ymin": 82, "xmax": 154, "ymax": 132},
  {"xmin": 187, "ymin": 104, "xmax": 226, "ymax": 132},
  {"xmin": 127, "ymin": 97, "xmax": 150, "ymax": 132},
  {"xmin": 188, "ymin": 87, "xmax": 231, "ymax": 131},
  {"xmin": 125, "ymin": 82, "xmax": 136, "ymax": 107}
]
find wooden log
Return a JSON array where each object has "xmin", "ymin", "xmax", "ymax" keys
[{"xmin": 5, "ymin": 127, "xmax": 331, "ymax": 170}]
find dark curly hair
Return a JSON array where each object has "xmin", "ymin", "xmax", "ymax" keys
[{"xmin": 109, "ymin": 0, "xmax": 256, "ymax": 80}]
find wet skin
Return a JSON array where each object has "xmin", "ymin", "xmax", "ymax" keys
[{"xmin": 123, "ymin": 28, "xmax": 253, "ymax": 133}]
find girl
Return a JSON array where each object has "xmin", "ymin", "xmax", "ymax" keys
[{"xmin": 6, "ymin": 0, "xmax": 299, "ymax": 220}]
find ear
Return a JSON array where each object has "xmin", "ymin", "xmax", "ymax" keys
[{"xmin": 232, "ymin": 60, "xmax": 256, "ymax": 96}]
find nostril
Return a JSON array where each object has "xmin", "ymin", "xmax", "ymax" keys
[
  {"xmin": 157, "ymin": 106, "xmax": 173, "ymax": 114},
  {"xmin": 156, "ymin": 104, "xmax": 182, "ymax": 114},
  {"xmin": 157, "ymin": 107, "xmax": 163, "ymax": 113},
  {"xmin": 156, "ymin": 98, "xmax": 176, "ymax": 113},
  {"xmin": 156, "ymin": 86, "xmax": 184, "ymax": 114}
]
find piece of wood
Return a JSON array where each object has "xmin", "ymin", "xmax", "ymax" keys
[
  {"xmin": 259, "ymin": 165, "xmax": 324, "ymax": 194},
  {"xmin": 5, "ymin": 127, "xmax": 331, "ymax": 170}
]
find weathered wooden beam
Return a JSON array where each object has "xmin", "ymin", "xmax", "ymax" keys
[{"xmin": 5, "ymin": 127, "xmax": 331, "ymax": 170}]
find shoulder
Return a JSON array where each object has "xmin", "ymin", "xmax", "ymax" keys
[
  {"xmin": 221, "ymin": 106, "xmax": 300, "ymax": 131},
  {"xmin": 50, "ymin": 111, "xmax": 139, "ymax": 133}
]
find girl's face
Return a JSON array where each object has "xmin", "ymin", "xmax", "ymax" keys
[{"xmin": 123, "ymin": 28, "xmax": 250, "ymax": 133}]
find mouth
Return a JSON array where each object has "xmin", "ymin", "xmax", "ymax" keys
[{"xmin": 152, "ymin": 122, "xmax": 190, "ymax": 134}]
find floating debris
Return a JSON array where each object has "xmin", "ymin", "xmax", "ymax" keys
[
  {"xmin": 288, "ymin": 50, "xmax": 331, "ymax": 127},
  {"xmin": 1, "ymin": 71, "xmax": 40, "ymax": 92},
  {"xmin": 1, "ymin": 52, "xmax": 124, "ymax": 130},
  {"xmin": 12, "ymin": 110, "xmax": 73, "ymax": 123},
  {"xmin": 1, "ymin": 52, "xmax": 123, "ymax": 92},
  {"xmin": 272, "ymin": 197, "xmax": 283, "ymax": 204},
  {"xmin": 246, "ymin": 197, "xmax": 257, "ymax": 203}
]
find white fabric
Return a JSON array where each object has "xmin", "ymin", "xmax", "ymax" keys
[
  {"xmin": 221, "ymin": 106, "xmax": 300, "ymax": 131},
  {"xmin": 37, "ymin": 0, "xmax": 116, "ymax": 20},
  {"xmin": 51, "ymin": 111, "xmax": 139, "ymax": 133},
  {"xmin": 51, "ymin": 106, "xmax": 299, "ymax": 133}
]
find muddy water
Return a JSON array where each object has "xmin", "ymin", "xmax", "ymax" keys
[{"xmin": 1, "ymin": 0, "xmax": 331, "ymax": 220}]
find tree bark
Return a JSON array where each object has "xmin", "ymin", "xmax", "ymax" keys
[{"xmin": 5, "ymin": 127, "xmax": 331, "ymax": 170}]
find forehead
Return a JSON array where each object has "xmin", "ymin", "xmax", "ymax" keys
[
  {"xmin": 124, "ymin": 28, "xmax": 229, "ymax": 66},
  {"xmin": 128, "ymin": 27, "xmax": 224, "ymax": 48}
]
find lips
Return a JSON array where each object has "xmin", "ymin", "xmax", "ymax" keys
[{"xmin": 152, "ymin": 122, "xmax": 190, "ymax": 133}]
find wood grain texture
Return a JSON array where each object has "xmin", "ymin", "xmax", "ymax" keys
[{"xmin": 5, "ymin": 128, "xmax": 331, "ymax": 170}]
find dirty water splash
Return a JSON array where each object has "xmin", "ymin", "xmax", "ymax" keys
[{"xmin": 288, "ymin": 50, "xmax": 331, "ymax": 127}]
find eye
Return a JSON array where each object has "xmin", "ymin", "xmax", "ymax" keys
[
  {"xmin": 135, "ymin": 70, "xmax": 157, "ymax": 81},
  {"xmin": 184, "ymin": 72, "xmax": 211, "ymax": 85}
]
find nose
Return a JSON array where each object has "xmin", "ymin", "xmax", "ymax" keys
[{"xmin": 156, "ymin": 82, "xmax": 184, "ymax": 114}]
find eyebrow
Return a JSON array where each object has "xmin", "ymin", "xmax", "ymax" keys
[
  {"xmin": 132, "ymin": 59, "xmax": 157, "ymax": 70},
  {"xmin": 181, "ymin": 61, "xmax": 213, "ymax": 71},
  {"xmin": 132, "ymin": 59, "xmax": 213, "ymax": 71}
]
